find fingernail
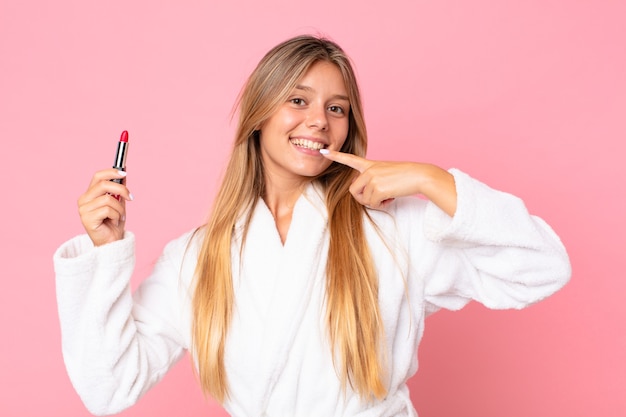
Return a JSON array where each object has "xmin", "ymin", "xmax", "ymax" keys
[
  {"xmin": 117, "ymin": 170, "xmax": 127, "ymax": 176},
  {"xmin": 121, "ymin": 215, "xmax": 126, "ymax": 222},
  {"xmin": 128, "ymin": 193, "xmax": 134, "ymax": 201},
  {"xmin": 319, "ymin": 149, "xmax": 329, "ymax": 155}
]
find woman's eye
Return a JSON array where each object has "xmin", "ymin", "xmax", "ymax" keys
[
  {"xmin": 290, "ymin": 98, "xmax": 305, "ymax": 105},
  {"xmin": 328, "ymin": 105, "xmax": 344, "ymax": 114}
]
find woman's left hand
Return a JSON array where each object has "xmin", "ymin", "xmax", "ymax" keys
[{"xmin": 320, "ymin": 149, "xmax": 457, "ymax": 216}]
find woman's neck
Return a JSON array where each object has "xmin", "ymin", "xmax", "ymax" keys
[{"xmin": 262, "ymin": 176, "xmax": 311, "ymax": 244}]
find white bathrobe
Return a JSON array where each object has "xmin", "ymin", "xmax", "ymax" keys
[{"xmin": 53, "ymin": 169, "xmax": 571, "ymax": 416}]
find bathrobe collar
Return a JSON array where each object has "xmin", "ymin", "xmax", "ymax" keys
[{"xmin": 226, "ymin": 182, "xmax": 330, "ymax": 415}]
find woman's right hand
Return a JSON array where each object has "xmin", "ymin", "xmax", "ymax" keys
[{"xmin": 77, "ymin": 169, "xmax": 134, "ymax": 247}]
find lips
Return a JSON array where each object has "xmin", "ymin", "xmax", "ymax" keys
[{"xmin": 290, "ymin": 138, "xmax": 327, "ymax": 151}]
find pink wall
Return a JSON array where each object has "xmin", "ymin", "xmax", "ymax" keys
[{"xmin": 1, "ymin": 0, "xmax": 624, "ymax": 416}]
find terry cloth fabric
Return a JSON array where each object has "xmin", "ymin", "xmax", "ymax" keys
[{"xmin": 54, "ymin": 169, "xmax": 571, "ymax": 416}]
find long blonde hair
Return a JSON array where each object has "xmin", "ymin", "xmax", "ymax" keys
[{"xmin": 192, "ymin": 35, "xmax": 386, "ymax": 403}]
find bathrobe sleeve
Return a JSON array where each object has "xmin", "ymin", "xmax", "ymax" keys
[
  {"xmin": 53, "ymin": 231, "xmax": 194, "ymax": 416},
  {"xmin": 409, "ymin": 169, "xmax": 571, "ymax": 314}
]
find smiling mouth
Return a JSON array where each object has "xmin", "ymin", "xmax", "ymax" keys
[{"xmin": 290, "ymin": 138, "xmax": 327, "ymax": 151}]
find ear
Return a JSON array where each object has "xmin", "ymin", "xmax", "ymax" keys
[{"xmin": 252, "ymin": 123, "xmax": 264, "ymax": 138}]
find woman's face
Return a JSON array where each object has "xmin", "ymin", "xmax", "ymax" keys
[{"xmin": 259, "ymin": 60, "xmax": 351, "ymax": 182}]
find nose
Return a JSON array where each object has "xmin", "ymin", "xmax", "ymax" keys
[{"xmin": 306, "ymin": 104, "xmax": 328, "ymax": 131}]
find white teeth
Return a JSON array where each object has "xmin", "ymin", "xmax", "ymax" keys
[{"xmin": 291, "ymin": 138, "xmax": 325, "ymax": 150}]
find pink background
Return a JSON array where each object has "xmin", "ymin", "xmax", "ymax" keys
[{"xmin": 1, "ymin": 0, "xmax": 624, "ymax": 416}]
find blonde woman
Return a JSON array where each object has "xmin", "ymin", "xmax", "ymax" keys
[{"xmin": 54, "ymin": 35, "xmax": 570, "ymax": 416}]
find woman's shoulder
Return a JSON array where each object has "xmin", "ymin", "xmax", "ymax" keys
[{"xmin": 161, "ymin": 227, "xmax": 205, "ymax": 262}]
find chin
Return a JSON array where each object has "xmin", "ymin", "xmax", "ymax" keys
[{"xmin": 292, "ymin": 162, "xmax": 331, "ymax": 178}]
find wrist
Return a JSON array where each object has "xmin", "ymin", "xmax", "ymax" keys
[{"xmin": 418, "ymin": 165, "xmax": 457, "ymax": 217}]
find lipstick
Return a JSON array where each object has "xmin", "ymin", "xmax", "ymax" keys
[{"xmin": 111, "ymin": 130, "xmax": 129, "ymax": 184}]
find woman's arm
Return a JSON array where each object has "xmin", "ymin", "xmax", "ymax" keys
[
  {"xmin": 54, "ymin": 231, "xmax": 193, "ymax": 415},
  {"xmin": 55, "ymin": 168, "xmax": 192, "ymax": 415},
  {"xmin": 320, "ymin": 150, "xmax": 570, "ymax": 310},
  {"xmin": 412, "ymin": 169, "xmax": 571, "ymax": 311}
]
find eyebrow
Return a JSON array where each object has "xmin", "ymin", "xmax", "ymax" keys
[{"xmin": 295, "ymin": 85, "xmax": 350, "ymax": 102}]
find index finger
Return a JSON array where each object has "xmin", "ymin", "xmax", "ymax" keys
[
  {"xmin": 319, "ymin": 149, "xmax": 370, "ymax": 173},
  {"xmin": 88, "ymin": 168, "xmax": 128, "ymax": 189}
]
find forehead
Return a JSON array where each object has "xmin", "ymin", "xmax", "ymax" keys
[{"xmin": 296, "ymin": 61, "xmax": 348, "ymax": 96}]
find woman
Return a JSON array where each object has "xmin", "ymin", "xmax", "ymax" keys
[{"xmin": 54, "ymin": 35, "xmax": 571, "ymax": 416}]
